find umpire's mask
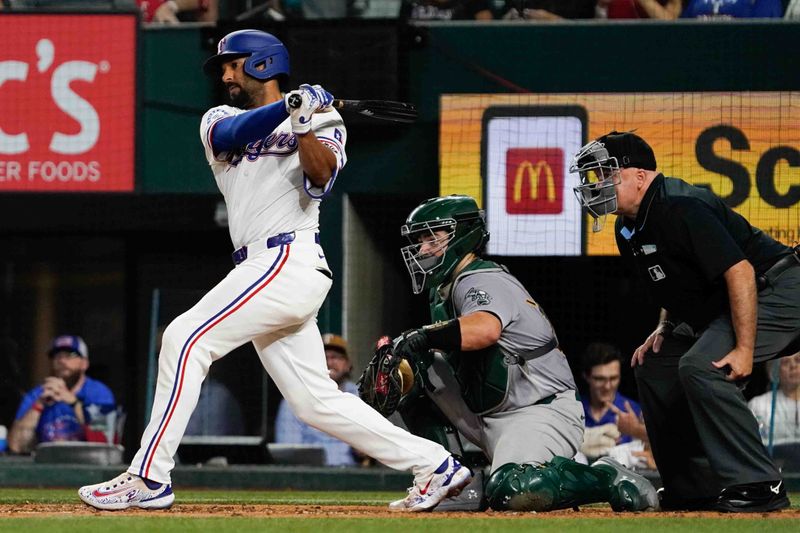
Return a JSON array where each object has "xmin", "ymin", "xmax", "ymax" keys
[{"xmin": 569, "ymin": 140, "xmax": 621, "ymax": 232}]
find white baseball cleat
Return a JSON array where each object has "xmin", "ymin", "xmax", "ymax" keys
[
  {"xmin": 78, "ymin": 472, "xmax": 174, "ymax": 510},
  {"xmin": 389, "ymin": 456, "xmax": 472, "ymax": 512}
]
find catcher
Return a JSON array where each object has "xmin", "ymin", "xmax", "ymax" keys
[{"xmin": 360, "ymin": 195, "xmax": 659, "ymax": 512}]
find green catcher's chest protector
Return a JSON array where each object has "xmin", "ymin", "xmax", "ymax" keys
[{"xmin": 430, "ymin": 259, "xmax": 511, "ymax": 415}]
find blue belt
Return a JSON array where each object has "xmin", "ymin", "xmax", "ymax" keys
[{"xmin": 232, "ymin": 232, "xmax": 320, "ymax": 265}]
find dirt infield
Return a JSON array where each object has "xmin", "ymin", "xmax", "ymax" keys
[{"xmin": 2, "ymin": 504, "xmax": 800, "ymax": 519}]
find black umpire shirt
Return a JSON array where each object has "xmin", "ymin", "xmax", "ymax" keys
[{"xmin": 615, "ymin": 174, "xmax": 792, "ymax": 330}]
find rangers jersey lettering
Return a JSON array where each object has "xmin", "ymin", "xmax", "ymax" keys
[{"xmin": 200, "ymin": 105, "xmax": 347, "ymax": 248}]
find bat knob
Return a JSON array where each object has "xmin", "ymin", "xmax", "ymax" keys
[{"xmin": 287, "ymin": 93, "xmax": 302, "ymax": 109}]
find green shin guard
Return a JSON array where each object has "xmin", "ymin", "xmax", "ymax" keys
[
  {"xmin": 591, "ymin": 457, "xmax": 659, "ymax": 512},
  {"xmin": 485, "ymin": 457, "xmax": 615, "ymax": 512}
]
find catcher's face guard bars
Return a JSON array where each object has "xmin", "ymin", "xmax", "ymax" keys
[
  {"xmin": 570, "ymin": 140, "xmax": 622, "ymax": 232},
  {"xmin": 400, "ymin": 219, "xmax": 455, "ymax": 294}
]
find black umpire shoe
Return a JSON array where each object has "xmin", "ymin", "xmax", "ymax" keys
[
  {"xmin": 714, "ymin": 480, "xmax": 790, "ymax": 513},
  {"xmin": 657, "ymin": 488, "xmax": 717, "ymax": 511}
]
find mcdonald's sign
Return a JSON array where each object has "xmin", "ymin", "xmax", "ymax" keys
[{"xmin": 505, "ymin": 148, "xmax": 564, "ymax": 214}]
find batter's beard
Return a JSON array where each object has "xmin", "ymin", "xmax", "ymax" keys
[{"xmin": 225, "ymin": 85, "xmax": 254, "ymax": 109}]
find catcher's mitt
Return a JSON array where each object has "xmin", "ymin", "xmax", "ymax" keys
[{"xmin": 358, "ymin": 336, "xmax": 415, "ymax": 417}]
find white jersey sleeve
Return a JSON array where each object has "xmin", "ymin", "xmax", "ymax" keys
[
  {"xmin": 199, "ymin": 105, "xmax": 242, "ymax": 167},
  {"xmin": 304, "ymin": 109, "xmax": 348, "ymax": 199}
]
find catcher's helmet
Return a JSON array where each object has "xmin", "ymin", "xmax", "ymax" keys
[
  {"xmin": 401, "ymin": 195, "xmax": 489, "ymax": 294},
  {"xmin": 203, "ymin": 29, "xmax": 289, "ymax": 82}
]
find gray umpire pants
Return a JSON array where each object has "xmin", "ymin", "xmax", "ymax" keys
[{"xmin": 635, "ymin": 266, "xmax": 800, "ymax": 499}]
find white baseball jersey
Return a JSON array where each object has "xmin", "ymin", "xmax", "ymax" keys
[{"xmin": 200, "ymin": 105, "xmax": 348, "ymax": 249}]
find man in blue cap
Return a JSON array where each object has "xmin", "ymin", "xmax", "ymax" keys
[{"xmin": 8, "ymin": 335, "xmax": 115, "ymax": 454}]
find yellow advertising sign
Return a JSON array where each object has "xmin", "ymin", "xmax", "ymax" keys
[{"xmin": 440, "ymin": 93, "xmax": 800, "ymax": 255}]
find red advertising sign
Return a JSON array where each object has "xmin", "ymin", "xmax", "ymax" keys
[
  {"xmin": 0, "ymin": 14, "xmax": 136, "ymax": 192},
  {"xmin": 505, "ymin": 147, "xmax": 564, "ymax": 214}
]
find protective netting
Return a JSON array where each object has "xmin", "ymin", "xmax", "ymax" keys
[{"xmin": 440, "ymin": 93, "xmax": 800, "ymax": 256}]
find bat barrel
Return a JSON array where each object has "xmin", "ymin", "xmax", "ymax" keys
[{"xmin": 287, "ymin": 95, "xmax": 416, "ymax": 123}]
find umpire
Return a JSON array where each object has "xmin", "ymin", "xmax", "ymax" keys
[{"xmin": 571, "ymin": 131, "xmax": 800, "ymax": 512}]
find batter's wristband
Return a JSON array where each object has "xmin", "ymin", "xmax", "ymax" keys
[{"xmin": 422, "ymin": 319, "xmax": 461, "ymax": 352}]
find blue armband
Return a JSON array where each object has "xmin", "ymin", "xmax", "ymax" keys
[{"xmin": 211, "ymin": 101, "xmax": 289, "ymax": 153}]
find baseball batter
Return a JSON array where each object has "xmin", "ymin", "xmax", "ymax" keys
[
  {"xmin": 360, "ymin": 195, "xmax": 658, "ymax": 512},
  {"xmin": 78, "ymin": 29, "xmax": 469, "ymax": 512}
]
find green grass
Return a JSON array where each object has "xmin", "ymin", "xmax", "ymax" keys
[{"xmin": 0, "ymin": 489, "xmax": 797, "ymax": 532}]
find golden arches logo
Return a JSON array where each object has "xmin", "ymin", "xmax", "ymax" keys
[{"xmin": 513, "ymin": 160, "xmax": 557, "ymax": 203}]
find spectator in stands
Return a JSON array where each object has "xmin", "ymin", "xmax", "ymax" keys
[
  {"xmin": 580, "ymin": 342, "xmax": 650, "ymax": 467},
  {"xmin": 354, "ymin": 0, "xmax": 403, "ymax": 17},
  {"xmin": 138, "ymin": 0, "xmax": 218, "ymax": 24},
  {"xmin": 7, "ymin": 335, "xmax": 116, "ymax": 454},
  {"xmin": 500, "ymin": 0, "xmax": 596, "ymax": 19},
  {"xmin": 401, "ymin": 0, "xmax": 493, "ymax": 20},
  {"xmin": 748, "ymin": 352, "xmax": 800, "ymax": 447},
  {"xmin": 300, "ymin": 0, "xmax": 348, "ymax": 18},
  {"xmin": 596, "ymin": 0, "xmax": 681, "ymax": 18},
  {"xmin": 184, "ymin": 374, "xmax": 245, "ymax": 436},
  {"xmin": 274, "ymin": 333, "xmax": 361, "ymax": 466},
  {"xmin": 681, "ymin": 0, "xmax": 783, "ymax": 18}
]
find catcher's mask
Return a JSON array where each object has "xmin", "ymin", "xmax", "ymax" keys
[
  {"xmin": 401, "ymin": 195, "xmax": 489, "ymax": 294},
  {"xmin": 203, "ymin": 29, "xmax": 289, "ymax": 84}
]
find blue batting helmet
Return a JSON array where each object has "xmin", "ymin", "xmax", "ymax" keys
[{"xmin": 203, "ymin": 29, "xmax": 290, "ymax": 82}]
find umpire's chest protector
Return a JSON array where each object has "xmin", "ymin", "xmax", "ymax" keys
[{"xmin": 430, "ymin": 260, "xmax": 510, "ymax": 415}]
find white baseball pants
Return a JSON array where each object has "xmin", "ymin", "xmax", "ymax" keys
[{"xmin": 128, "ymin": 234, "xmax": 449, "ymax": 483}]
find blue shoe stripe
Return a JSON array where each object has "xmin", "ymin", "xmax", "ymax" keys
[
  {"xmin": 142, "ymin": 485, "xmax": 173, "ymax": 502},
  {"xmin": 434, "ymin": 457, "xmax": 454, "ymax": 474}
]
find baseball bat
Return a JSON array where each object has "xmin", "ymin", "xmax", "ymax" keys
[{"xmin": 287, "ymin": 94, "xmax": 418, "ymax": 124}]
